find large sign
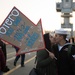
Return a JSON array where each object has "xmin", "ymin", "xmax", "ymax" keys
[{"xmin": 0, "ymin": 7, "xmax": 45, "ymax": 54}]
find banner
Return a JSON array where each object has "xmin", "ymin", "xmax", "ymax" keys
[{"xmin": 0, "ymin": 7, "xmax": 45, "ymax": 54}]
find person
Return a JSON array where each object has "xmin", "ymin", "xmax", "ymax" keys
[
  {"xmin": 52, "ymin": 28, "xmax": 75, "ymax": 75},
  {"xmin": 36, "ymin": 33, "xmax": 57, "ymax": 75},
  {"xmin": 0, "ymin": 47, "xmax": 6, "ymax": 75},
  {"xmin": 0, "ymin": 40, "xmax": 10, "ymax": 72},
  {"xmin": 69, "ymin": 37, "xmax": 74, "ymax": 43},
  {"xmin": 13, "ymin": 46, "xmax": 25, "ymax": 67}
]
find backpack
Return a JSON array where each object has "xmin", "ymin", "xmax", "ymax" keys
[{"xmin": 68, "ymin": 43, "xmax": 75, "ymax": 57}]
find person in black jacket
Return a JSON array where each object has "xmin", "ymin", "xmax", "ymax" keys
[
  {"xmin": 0, "ymin": 48, "xmax": 6, "ymax": 75},
  {"xmin": 13, "ymin": 46, "xmax": 25, "ymax": 67},
  {"xmin": 52, "ymin": 29, "xmax": 75, "ymax": 75},
  {"xmin": 36, "ymin": 33, "xmax": 57, "ymax": 75},
  {"xmin": 0, "ymin": 40, "xmax": 10, "ymax": 72}
]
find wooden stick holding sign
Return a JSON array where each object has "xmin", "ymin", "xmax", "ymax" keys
[{"xmin": 46, "ymin": 49, "xmax": 57, "ymax": 60}]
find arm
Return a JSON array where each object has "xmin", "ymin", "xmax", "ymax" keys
[
  {"xmin": 46, "ymin": 49, "xmax": 57, "ymax": 60},
  {"xmin": 36, "ymin": 49, "xmax": 54, "ymax": 68}
]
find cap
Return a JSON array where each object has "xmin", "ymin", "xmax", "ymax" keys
[{"xmin": 55, "ymin": 28, "xmax": 68, "ymax": 35}]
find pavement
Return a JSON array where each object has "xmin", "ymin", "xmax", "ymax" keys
[{"xmin": 3, "ymin": 45, "xmax": 36, "ymax": 75}]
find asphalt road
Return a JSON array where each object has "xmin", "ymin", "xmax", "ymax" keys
[{"xmin": 3, "ymin": 45, "xmax": 36, "ymax": 75}]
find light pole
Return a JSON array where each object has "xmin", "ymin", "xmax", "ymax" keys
[{"xmin": 56, "ymin": 0, "xmax": 75, "ymax": 37}]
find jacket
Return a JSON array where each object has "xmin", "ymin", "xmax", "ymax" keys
[
  {"xmin": 0, "ymin": 40, "xmax": 7, "ymax": 60},
  {"xmin": 0, "ymin": 48, "xmax": 6, "ymax": 71},
  {"xmin": 36, "ymin": 49, "xmax": 57, "ymax": 75},
  {"xmin": 52, "ymin": 44, "xmax": 75, "ymax": 75}
]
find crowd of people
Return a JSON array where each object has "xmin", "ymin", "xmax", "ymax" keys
[{"xmin": 0, "ymin": 28, "xmax": 75, "ymax": 75}]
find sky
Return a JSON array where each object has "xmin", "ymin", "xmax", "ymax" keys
[{"xmin": 0, "ymin": 0, "xmax": 75, "ymax": 31}]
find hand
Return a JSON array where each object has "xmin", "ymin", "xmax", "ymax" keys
[
  {"xmin": 46, "ymin": 49, "xmax": 57, "ymax": 60},
  {"xmin": 49, "ymin": 52, "xmax": 55, "ymax": 59}
]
